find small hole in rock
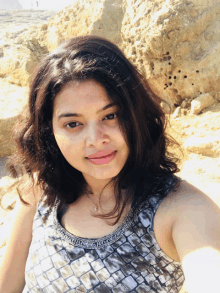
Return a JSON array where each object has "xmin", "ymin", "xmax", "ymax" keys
[
  {"xmin": 178, "ymin": 70, "xmax": 181, "ymax": 73},
  {"xmin": 174, "ymin": 76, "xmax": 176, "ymax": 79},
  {"xmin": 174, "ymin": 104, "xmax": 179, "ymax": 107},
  {"xmin": 200, "ymin": 92, "xmax": 202, "ymax": 94},
  {"xmin": 196, "ymin": 70, "xmax": 199, "ymax": 73},
  {"xmin": 152, "ymin": 68, "xmax": 154, "ymax": 70},
  {"xmin": 166, "ymin": 52, "xmax": 169, "ymax": 55},
  {"xmin": 169, "ymin": 76, "xmax": 172, "ymax": 79},
  {"xmin": 169, "ymin": 82, "xmax": 172, "ymax": 86},
  {"xmin": 168, "ymin": 62, "xmax": 171, "ymax": 65},
  {"xmin": 167, "ymin": 56, "xmax": 171, "ymax": 60},
  {"xmin": 184, "ymin": 76, "xmax": 187, "ymax": 78},
  {"xmin": 192, "ymin": 83, "xmax": 194, "ymax": 86},
  {"xmin": 165, "ymin": 84, "xmax": 168, "ymax": 86}
]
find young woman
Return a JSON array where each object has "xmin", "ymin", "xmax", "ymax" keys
[{"xmin": 0, "ymin": 36, "xmax": 219, "ymax": 293}]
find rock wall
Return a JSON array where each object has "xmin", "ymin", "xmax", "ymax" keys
[
  {"xmin": 45, "ymin": 0, "xmax": 124, "ymax": 51},
  {"xmin": 121, "ymin": 0, "xmax": 220, "ymax": 108},
  {"xmin": 1, "ymin": 0, "xmax": 220, "ymax": 107}
]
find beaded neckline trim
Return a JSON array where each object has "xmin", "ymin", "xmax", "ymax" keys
[{"xmin": 53, "ymin": 197, "xmax": 136, "ymax": 249}]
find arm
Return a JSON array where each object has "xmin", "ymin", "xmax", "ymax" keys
[
  {"xmin": 0, "ymin": 181, "xmax": 43, "ymax": 293},
  {"xmin": 172, "ymin": 181, "xmax": 220, "ymax": 293}
]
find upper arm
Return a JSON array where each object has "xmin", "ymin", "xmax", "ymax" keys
[
  {"xmin": 171, "ymin": 181, "xmax": 220, "ymax": 293},
  {"xmin": 0, "ymin": 180, "xmax": 43, "ymax": 293}
]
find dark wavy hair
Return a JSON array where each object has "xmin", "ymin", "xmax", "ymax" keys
[{"xmin": 5, "ymin": 35, "xmax": 182, "ymax": 225}]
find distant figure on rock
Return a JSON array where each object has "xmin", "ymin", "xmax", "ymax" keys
[{"xmin": 0, "ymin": 36, "xmax": 220, "ymax": 293}]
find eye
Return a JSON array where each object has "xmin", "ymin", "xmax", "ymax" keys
[
  {"xmin": 65, "ymin": 122, "xmax": 81, "ymax": 129},
  {"xmin": 103, "ymin": 113, "xmax": 118, "ymax": 121}
]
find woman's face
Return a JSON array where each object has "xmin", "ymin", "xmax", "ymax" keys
[{"xmin": 52, "ymin": 79, "xmax": 129, "ymax": 182}]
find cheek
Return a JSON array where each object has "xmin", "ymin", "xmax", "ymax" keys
[{"xmin": 53, "ymin": 131, "xmax": 84, "ymax": 160}]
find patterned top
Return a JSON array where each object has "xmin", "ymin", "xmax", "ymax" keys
[{"xmin": 22, "ymin": 176, "xmax": 185, "ymax": 293}]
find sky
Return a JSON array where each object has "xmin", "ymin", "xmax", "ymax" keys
[{"xmin": 18, "ymin": 0, "xmax": 76, "ymax": 10}]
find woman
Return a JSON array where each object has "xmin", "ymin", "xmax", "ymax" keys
[{"xmin": 0, "ymin": 35, "xmax": 219, "ymax": 293}]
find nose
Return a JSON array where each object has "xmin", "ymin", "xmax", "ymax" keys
[{"xmin": 85, "ymin": 121, "xmax": 109, "ymax": 148}]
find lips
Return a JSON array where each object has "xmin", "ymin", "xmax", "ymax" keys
[
  {"xmin": 87, "ymin": 151, "xmax": 117, "ymax": 165},
  {"xmin": 87, "ymin": 150, "xmax": 116, "ymax": 159}
]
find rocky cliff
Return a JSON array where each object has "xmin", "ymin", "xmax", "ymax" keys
[{"xmin": 1, "ymin": 0, "xmax": 220, "ymax": 107}]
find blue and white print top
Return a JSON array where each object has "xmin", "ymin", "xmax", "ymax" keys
[{"xmin": 23, "ymin": 176, "xmax": 185, "ymax": 292}]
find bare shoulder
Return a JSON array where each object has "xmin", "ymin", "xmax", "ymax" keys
[
  {"xmin": 158, "ymin": 179, "xmax": 220, "ymax": 235},
  {"xmin": 159, "ymin": 179, "xmax": 219, "ymax": 215},
  {"xmin": 154, "ymin": 179, "xmax": 220, "ymax": 262},
  {"xmin": 165, "ymin": 179, "xmax": 220, "ymax": 256}
]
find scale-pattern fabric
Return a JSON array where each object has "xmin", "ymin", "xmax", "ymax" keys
[{"xmin": 23, "ymin": 176, "xmax": 185, "ymax": 293}]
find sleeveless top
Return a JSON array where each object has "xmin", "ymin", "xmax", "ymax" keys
[{"xmin": 22, "ymin": 175, "xmax": 185, "ymax": 293}]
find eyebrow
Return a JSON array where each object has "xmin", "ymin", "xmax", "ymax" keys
[{"xmin": 57, "ymin": 102, "xmax": 117, "ymax": 119}]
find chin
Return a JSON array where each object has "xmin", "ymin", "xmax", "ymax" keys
[{"xmin": 84, "ymin": 167, "xmax": 121, "ymax": 181}]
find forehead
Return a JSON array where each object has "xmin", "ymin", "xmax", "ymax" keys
[{"xmin": 53, "ymin": 80, "xmax": 111, "ymax": 112}]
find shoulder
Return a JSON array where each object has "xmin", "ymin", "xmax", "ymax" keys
[
  {"xmin": 170, "ymin": 180, "xmax": 220, "ymax": 247},
  {"xmin": 159, "ymin": 179, "xmax": 220, "ymax": 237},
  {"xmin": 162, "ymin": 179, "xmax": 219, "ymax": 219},
  {"xmin": 154, "ymin": 179, "xmax": 220, "ymax": 262}
]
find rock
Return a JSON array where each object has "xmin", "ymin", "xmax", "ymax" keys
[
  {"xmin": 173, "ymin": 106, "xmax": 181, "ymax": 118},
  {"xmin": 46, "ymin": 25, "xmax": 63, "ymax": 52},
  {"xmin": 0, "ymin": 0, "xmax": 124, "ymax": 86},
  {"xmin": 44, "ymin": 0, "xmax": 124, "ymax": 51},
  {"xmin": 2, "ymin": 0, "xmax": 220, "ymax": 105},
  {"xmin": 181, "ymin": 100, "xmax": 191, "ymax": 109},
  {"xmin": 0, "ymin": 38, "xmax": 48, "ymax": 86},
  {"xmin": 175, "ymin": 95, "xmax": 183, "ymax": 106},
  {"xmin": 181, "ymin": 108, "xmax": 188, "ymax": 115},
  {"xmin": 0, "ymin": 79, "xmax": 29, "ymax": 156},
  {"xmin": 160, "ymin": 101, "xmax": 172, "ymax": 114},
  {"xmin": 121, "ymin": 0, "xmax": 220, "ymax": 107},
  {"xmin": 184, "ymin": 136, "xmax": 220, "ymax": 157},
  {"xmin": 191, "ymin": 93, "xmax": 215, "ymax": 114}
]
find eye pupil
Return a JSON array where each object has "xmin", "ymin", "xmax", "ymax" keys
[
  {"xmin": 106, "ymin": 113, "xmax": 117, "ymax": 120},
  {"xmin": 67, "ymin": 122, "xmax": 77, "ymax": 128}
]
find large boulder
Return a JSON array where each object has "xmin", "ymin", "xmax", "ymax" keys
[
  {"xmin": 45, "ymin": 0, "xmax": 124, "ymax": 51},
  {"xmin": 121, "ymin": 0, "xmax": 220, "ymax": 107},
  {"xmin": 0, "ymin": 37, "xmax": 48, "ymax": 87},
  {"xmin": 0, "ymin": 79, "xmax": 29, "ymax": 156},
  {"xmin": 191, "ymin": 93, "xmax": 215, "ymax": 114}
]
